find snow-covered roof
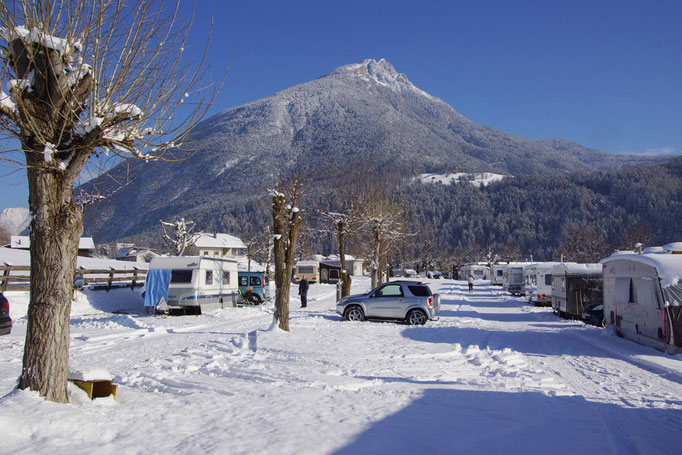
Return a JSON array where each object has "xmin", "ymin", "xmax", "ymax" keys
[
  {"xmin": 601, "ymin": 250, "xmax": 682, "ymax": 288},
  {"xmin": 552, "ymin": 263, "xmax": 602, "ymax": 276},
  {"xmin": 296, "ymin": 260, "xmax": 319, "ymax": 267},
  {"xmin": 193, "ymin": 233, "xmax": 246, "ymax": 249},
  {"xmin": 149, "ymin": 255, "xmax": 237, "ymax": 270},
  {"xmin": 114, "ymin": 247, "xmax": 157, "ymax": 259},
  {"xmin": 10, "ymin": 235, "xmax": 95, "ymax": 250}
]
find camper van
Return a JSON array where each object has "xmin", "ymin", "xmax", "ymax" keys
[
  {"xmin": 146, "ymin": 256, "xmax": 239, "ymax": 314},
  {"xmin": 238, "ymin": 271, "xmax": 270, "ymax": 303},
  {"xmin": 459, "ymin": 265, "xmax": 490, "ymax": 281},
  {"xmin": 601, "ymin": 243, "xmax": 682, "ymax": 354},
  {"xmin": 293, "ymin": 261, "xmax": 319, "ymax": 283},
  {"xmin": 551, "ymin": 263, "xmax": 603, "ymax": 320},
  {"xmin": 525, "ymin": 262, "xmax": 560, "ymax": 306},
  {"xmin": 503, "ymin": 266, "xmax": 526, "ymax": 295}
]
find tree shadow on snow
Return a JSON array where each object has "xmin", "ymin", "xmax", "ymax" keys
[{"xmin": 332, "ymin": 389, "xmax": 682, "ymax": 455}]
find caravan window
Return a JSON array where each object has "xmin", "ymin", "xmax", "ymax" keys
[
  {"xmin": 171, "ymin": 270, "xmax": 192, "ymax": 283},
  {"xmin": 329, "ymin": 269, "xmax": 340, "ymax": 279},
  {"xmin": 298, "ymin": 266, "xmax": 314, "ymax": 274},
  {"xmin": 545, "ymin": 274, "xmax": 552, "ymax": 286},
  {"xmin": 222, "ymin": 271, "xmax": 231, "ymax": 284},
  {"xmin": 205, "ymin": 270, "xmax": 213, "ymax": 285},
  {"xmin": 496, "ymin": 270, "xmax": 503, "ymax": 277}
]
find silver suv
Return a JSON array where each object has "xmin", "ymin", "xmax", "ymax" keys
[{"xmin": 336, "ymin": 281, "xmax": 440, "ymax": 325}]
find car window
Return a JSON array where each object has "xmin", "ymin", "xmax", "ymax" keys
[
  {"xmin": 250, "ymin": 276, "xmax": 261, "ymax": 286},
  {"xmin": 408, "ymin": 285, "xmax": 431, "ymax": 297},
  {"xmin": 373, "ymin": 284, "xmax": 404, "ymax": 297},
  {"xmin": 239, "ymin": 276, "xmax": 248, "ymax": 287}
]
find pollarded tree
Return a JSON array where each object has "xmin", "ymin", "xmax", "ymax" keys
[
  {"xmin": 271, "ymin": 173, "xmax": 306, "ymax": 332},
  {"xmin": 0, "ymin": 1, "xmax": 220, "ymax": 402},
  {"xmin": 160, "ymin": 217, "xmax": 200, "ymax": 256}
]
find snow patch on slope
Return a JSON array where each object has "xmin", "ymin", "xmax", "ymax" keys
[{"xmin": 416, "ymin": 172, "xmax": 506, "ymax": 187}]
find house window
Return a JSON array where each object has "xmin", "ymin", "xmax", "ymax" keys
[
  {"xmin": 214, "ymin": 251, "xmax": 219, "ymax": 257},
  {"xmin": 206, "ymin": 270, "xmax": 213, "ymax": 285},
  {"xmin": 222, "ymin": 271, "xmax": 230, "ymax": 284}
]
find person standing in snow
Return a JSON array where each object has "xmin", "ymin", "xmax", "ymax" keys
[
  {"xmin": 299, "ymin": 277, "xmax": 309, "ymax": 308},
  {"xmin": 468, "ymin": 274, "xmax": 474, "ymax": 293}
]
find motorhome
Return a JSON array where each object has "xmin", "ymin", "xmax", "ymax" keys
[
  {"xmin": 551, "ymin": 263, "xmax": 603, "ymax": 319},
  {"xmin": 601, "ymin": 243, "xmax": 682, "ymax": 354},
  {"xmin": 293, "ymin": 261, "xmax": 319, "ymax": 283},
  {"xmin": 524, "ymin": 262, "xmax": 561, "ymax": 306},
  {"xmin": 145, "ymin": 256, "xmax": 239, "ymax": 314},
  {"xmin": 459, "ymin": 265, "xmax": 490, "ymax": 281}
]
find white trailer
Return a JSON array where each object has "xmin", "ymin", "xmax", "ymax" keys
[
  {"xmin": 524, "ymin": 262, "xmax": 562, "ymax": 306},
  {"xmin": 601, "ymin": 243, "xmax": 682, "ymax": 354},
  {"xmin": 147, "ymin": 256, "xmax": 238, "ymax": 314},
  {"xmin": 490, "ymin": 263, "xmax": 508, "ymax": 286},
  {"xmin": 459, "ymin": 265, "xmax": 490, "ymax": 281},
  {"xmin": 551, "ymin": 263, "xmax": 602, "ymax": 318}
]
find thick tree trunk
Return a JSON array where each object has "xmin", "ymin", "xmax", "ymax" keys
[
  {"xmin": 338, "ymin": 229, "xmax": 352, "ymax": 297},
  {"xmin": 19, "ymin": 165, "xmax": 82, "ymax": 403}
]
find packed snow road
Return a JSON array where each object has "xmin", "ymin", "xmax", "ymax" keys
[{"xmin": 1, "ymin": 278, "xmax": 681, "ymax": 454}]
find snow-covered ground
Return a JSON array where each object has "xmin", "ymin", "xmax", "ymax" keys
[{"xmin": 1, "ymin": 278, "xmax": 681, "ymax": 454}]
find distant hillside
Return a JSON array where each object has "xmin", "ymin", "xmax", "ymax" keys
[{"xmin": 85, "ymin": 58, "xmax": 665, "ymax": 244}]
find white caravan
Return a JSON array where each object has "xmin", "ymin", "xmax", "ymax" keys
[
  {"xmin": 459, "ymin": 265, "xmax": 490, "ymax": 280},
  {"xmin": 601, "ymin": 243, "xmax": 682, "ymax": 354},
  {"xmin": 148, "ymin": 256, "xmax": 239, "ymax": 313},
  {"xmin": 490, "ymin": 263, "xmax": 508, "ymax": 286},
  {"xmin": 524, "ymin": 262, "xmax": 561, "ymax": 306},
  {"xmin": 503, "ymin": 265, "xmax": 526, "ymax": 295}
]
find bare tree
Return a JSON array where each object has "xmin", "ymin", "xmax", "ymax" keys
[
  {"xmin": 320, "ymin": 186, "xmax": 364, "ymax": 297},
  {"xmin": 251, "ymin": 227, "xmax": 273, "ymax": 276},
  {"xmin": 160, "ymin": 217, "xmax": 199, "ymax": 256},
  {"xmin": 271, "ymin": 174, "xmax": 306, "ymax": 331},
  {"xmin": 555, "ymin": 224, "xmax": 612, "ymax": 263},
  {"xmin": 0, "ymin": 1, "xmax": 220, "ymax": 402},
  {"xmin": 362, "ymin": 183, "xmax": 410, "ymax": 288}
]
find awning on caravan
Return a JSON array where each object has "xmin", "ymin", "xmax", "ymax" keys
[{"xmin": 144, "ymin": 269, "xmax": 171, "ymax": 307}]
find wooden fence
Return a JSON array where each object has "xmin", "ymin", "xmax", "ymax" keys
[{"xmin": 0, "ymin": 263, "xmax": 147, "ymax": 292}]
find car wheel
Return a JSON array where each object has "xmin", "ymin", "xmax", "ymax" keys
[
  {"xmin": 345, "ymin": 306, "xmax": 365, "ymax": 322},
  {"xmin": 406, "ymin": 309, "xmax": 427, "ymax": 325}
]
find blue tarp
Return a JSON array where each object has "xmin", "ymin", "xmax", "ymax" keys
[{"xmin": 143, "ymin": 269, "xmax": 171, "ymax": 307}]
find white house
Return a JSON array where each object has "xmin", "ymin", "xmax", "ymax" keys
[{"xmin": 184, "ymin": 232, "xmax": 247, "ymax": 260}]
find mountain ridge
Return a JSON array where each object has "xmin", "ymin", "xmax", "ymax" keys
[{"xmin": 85, "ymin": 58, "xmax": 666, "ymax": 243}]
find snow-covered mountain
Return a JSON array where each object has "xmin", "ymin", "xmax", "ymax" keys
[
  {"xmin": 85, "ymin": 58, "xmax": 662, "ymax": 242},
  {"xmin": 0, "ymin": 207, "xmax": 30, "ymax": 236}
]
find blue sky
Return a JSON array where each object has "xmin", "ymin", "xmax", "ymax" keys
[{"xmin": 1, "ymin": 0, "xmax": 681, "ymax": 210}]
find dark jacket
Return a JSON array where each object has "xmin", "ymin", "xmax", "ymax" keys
[{"xmin": 298, "ymin": 279, "xmax": 309, "ymax": 296}]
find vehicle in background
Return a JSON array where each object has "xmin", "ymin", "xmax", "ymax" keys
[
  {"xmin": 293, "ymin": 261, "xmax": 319, "ymax": 283},
  {"xmin": 490, "ymin": 263, "xmax": 508, "ymax": 286},
  {"xmin": 525, "ymin": 262, "xmax": 561, "ymax": 306},
  {"xmin": 504, "ymin": 266, "xmax": 526, "ymax": 296},
  {"xmin": 551, "ymin": 263, "xmax": 603, "ymax": 320},
  {"xmin": 146, "ymin": 256, "xmax": 239, "ymax": 314},
  {"xmin": 336, "ymin": 281, "xmax": 440, "ymax": 325},
  {"xmin": 459, "ymin": 265, "xmax": 490, "ymax": 280},
  {"xmin": 0, "ymin": 293, "xmax": 11, "ymax": 335},
  {"xmin": 238, "ymin": 271, "xmax": 270, "ymax": 303},
  {"xmin": 426, "ymin": 271, "xmax": 443, "ymax": 279}
]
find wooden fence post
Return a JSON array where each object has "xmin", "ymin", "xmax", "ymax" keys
[
  {"xmin": 108, "ymin": 267, "xmax": 115, "ymax": 290},
  {"xmin": 131, "ymin": 267, "xmax": 139, "ymax": 289},
  {"xmin": 1, "ymin": 263, "xmax": 9, "ymax": 293}
]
